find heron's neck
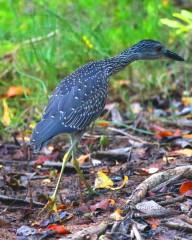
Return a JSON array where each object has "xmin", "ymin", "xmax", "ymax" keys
[{"xmin": 104, "ymin": 49, "xmax": 139, "ymax": 76}]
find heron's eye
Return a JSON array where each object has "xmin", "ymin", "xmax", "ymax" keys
[{"xmin": 156, "ymin": 46, "xmax": 162, "ymax": 52}]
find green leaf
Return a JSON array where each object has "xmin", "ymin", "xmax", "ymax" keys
[
  {"xmin": 173, "ymin": 12, "xmax": 192, "ymax": 25},
  {"xmin": 160, "ymin": 18, "xmax": 184, "ymax": 29}
]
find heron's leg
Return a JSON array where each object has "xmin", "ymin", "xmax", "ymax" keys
[
  {"xmin": 70, "ymin": 136, "xmax": 93, "ymax": 193},
  {"xmin": 50, "ymin": 139, "xmax": 77, "ymax": 201}
]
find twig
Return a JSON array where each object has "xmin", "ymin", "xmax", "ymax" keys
[
  {"xmin": 134, "ymin": 210, "xmax": 179, "ymax": 219},
  {"xmin": 0, "ymin": 30, "xmax": 58, "ymax": 63},
  {"xmin": 163, "ymin": 219, "xmax": 192, "ymax": 233},
  {"xmin": 92, "ymin": 147, "xmax": 132, "ymax": 161},
  {"xmin": 108, "ymin": 127, "xmax": 147, "ymax": 143},
  {"xmin": 158, "ymin": 195, "xmax": 185, "ymax": 206},
  {"xmin": 151, "ymin": 173, "xmax": 184, "ymax": 192},
  {"xmin": 70, "ymin": 221, "xmax": 109, "ymax": 240},
  {"xmin": 126, "ymin": 165, "xmax": 192, "ymax": 207},
  {"xmin": 131, "ymin": 223, "xmax": 143, "ymax": 240},
  {"xmin": 0, "ymin": 194, "xmax": 44, "ymax": 207}
]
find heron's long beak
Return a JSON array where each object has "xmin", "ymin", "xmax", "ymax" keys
[{"xmin": 164, "ymin": 49, "xmax": 184, "ymax": 61}]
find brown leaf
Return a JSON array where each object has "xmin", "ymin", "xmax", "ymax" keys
[
  {"xmin": 146, "ymin": 217, "xmax": 160, "ymax": 229},
  {"xmin": 90, "ymin": 199, "xmax": 115, "ymax": 211},
  {"xmin": 77, "ymin": 154, "xmax": 90, "ymax": 165}
]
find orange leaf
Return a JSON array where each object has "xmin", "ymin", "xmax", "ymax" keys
[
  {"xmin": 6, "ymin": 86, "xmax": 30, "ymax": 98},
  {"xmin": 110, "ymin": 208, "xmax": 124, "ymax": 220},
  {"xmin": 146, "ymin": 217, "xmax": 160, "ymax": 229},
  {"xmin": 76, "ymin": 154, "xmax": 90, "ymax": 165},
  {"xmin": 156, "ymin": 130, "xmax": 173, "ymax": 139},
  {"xmin": 47, "ymin": 224, "xmax": 70, "ymax": 234},
  {"xmin": 96, "ymin": 120, "xmax": 110, "ymax": 127},
  {"xmin": 150, "ymin": 124, "xmax": 181, "ymax": 139},
  {"xmin": 182, "ymin": 134, "xmax": 192, "ymax": 139},
  {"xmin": 179, "ymin": 181, "xmax": 192, "ymax": 195},
  {"xmin": 182, "ymin": 97, "xmax": 192, "ymax": 106}
]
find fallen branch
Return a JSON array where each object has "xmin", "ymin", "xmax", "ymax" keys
[
  {"xmin": 151, "ymin": 173, "xmax": 184, "ymax": 193},
  {"xmin": 131, "ymin": 223, "xmax": 143, "ymax": 240},
  {"xmin": 126, "ymin": 165, "xmax": 192, "ymax": 207},
  {"xmin": 92, "ymin": 147, "xmax": 132, "ymax": 161},
  {"xmin": 0, "ymin": 194, "xmax": 44, "ymax": 207},
  {"xmin": 158, "ymin": 195, "xmax": 185, "ymax": 206},
  {"xmin": 70, "ymin": 221, "xmax": 109, "ymax": 240},
  {"xmin": 163, "ymin": 219, "xmax": 192, "ymax": 233}
]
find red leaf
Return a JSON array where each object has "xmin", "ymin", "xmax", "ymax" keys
[
  {"xmin": 47, "ymin": 224, "xmax": 70, "ymax": 234},
  {"xmin": 36, "ymin": 155, "xmax": 50, "ymax": 165},
  {"xmin": 179, "ymin": 181, "xmax": 192, "ymax": 195},
  {"xmin": 35, "ymin": 151, "xmax": 59, "ymax": 165}
]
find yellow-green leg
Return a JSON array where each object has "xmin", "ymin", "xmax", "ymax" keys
[
  {"xmin": 70, "ymin": 137, "xmax": 94, "ymax": 194},
  {"xmin": 40, "ymin": 139, "xmax": 77, "ymax": 213}
]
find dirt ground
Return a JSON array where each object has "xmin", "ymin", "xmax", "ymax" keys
[{"xmin": 1, "ymin": 98, "xmax": 192, "ymax": 240}]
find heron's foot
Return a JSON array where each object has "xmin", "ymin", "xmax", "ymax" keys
[
  {"xmin": 85, "ymin": 186, "xmax": 97, "ymax": 196},
  {"xmin": 38, "ymin": 194, "xmax": 58, "ymax": 216}
]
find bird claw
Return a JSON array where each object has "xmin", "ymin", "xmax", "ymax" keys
[
  {"xmin": 86, "ymin": 187, "xmax": 97, "ymax": 196},
  {"xmin": 38, "ymin": 195, "xmax": 58, "ymax": 216}
]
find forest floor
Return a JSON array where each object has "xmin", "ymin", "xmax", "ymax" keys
[{"xmin": 0, "ymin": 93, "xmax": 192, "ymax": 240}]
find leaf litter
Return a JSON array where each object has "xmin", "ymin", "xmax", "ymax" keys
[{"xmin": 1, "ymin": 91, "xmax": 192, "ymax": 239}]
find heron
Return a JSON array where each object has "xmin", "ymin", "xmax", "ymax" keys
[{"xmin": 31, "ymin": 39, "xmax": 184, "ymax": 207}]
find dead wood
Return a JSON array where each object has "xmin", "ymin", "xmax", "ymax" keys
[
  {"xmin": 69, "ymin": 221, "xmax": 109, "ymax": 240},
  {"xmin": 126, "ymin": 165, "xmax": 192, "ymax": 207},
  {"xmin": 163, "ymin": 219, "xmax": 192, "ymax": 233},
  {"xmin": 0, "ymin": 194, "xmax": 44, "ymax": 207}
]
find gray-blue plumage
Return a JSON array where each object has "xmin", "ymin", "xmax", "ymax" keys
[{"xmin": 31, "ymin": 40, "xmax": 184, "ymax": 151}]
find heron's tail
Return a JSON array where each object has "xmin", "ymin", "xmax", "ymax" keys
[{"xmin": 30, "ymin": 117, "xmax": 76, "ymax": 152}]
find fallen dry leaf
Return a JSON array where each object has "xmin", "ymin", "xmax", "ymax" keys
[
  {"xmin": 173, "ymin": 149, "xmax": 192, "ymax": 157},
  {"xmin": 110, "ymin": 176, "xmax": 128, "ymax": 190},
  {"xmin": 150, "ymin": 124, "xmax": 181, "ymax": 140},
  {"xmin": 182, "ymin": 134, "xmax": 192, "ymax": 139},
  {"xmin": 94, "ymin": 170, "xmax": 114, "ymax": 189},
  {"xmin": 2, "ymin": 99, "xmax": 11, "ymax": 126},
  {"xmin": 95, "ymin": 120, "xmax": 110, "ymax": 127},
  {"xmin": 179, "ymin": 181, "xmax": 192, "ymax": 195},
  {"xmin": 110, "ymin": 208, "xmax": 124, "ymax": 221},
  {"xmin": 146, "ymin": 217, "xmax": 160, "ymax": 229},
  {"xmin": 5, "ymin": 86, "xmax": 30, "ymax": 98},
  {"xmin": 139, "ymin": 167, "xmax": 160, "ymax": 175},
  {"xmin": 47, "ymin": 224, "xmax": 70, "ymax": 234},
  {"xmin": 94, "ymin": 171, "xmax": 128, "ymax": 190},
  {"xmin": 76, "ymin": 154, "xmax": 90, "ymax": 165},
  {"xmin": 90, "ymin": 198, "xmax": 115, "ymax": 211},
  {"xmin": 182, "ymin": 97, "xmax": 192, "ymax": 106}
]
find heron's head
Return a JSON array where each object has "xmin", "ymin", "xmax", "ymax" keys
[{"xmin": 130, "ymin": 39, "xmax": 184, "ymax": 61}]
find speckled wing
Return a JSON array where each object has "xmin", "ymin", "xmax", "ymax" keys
[{"xmin": 30, "ymin": 62, "xmax": 108, "ymax": 151}]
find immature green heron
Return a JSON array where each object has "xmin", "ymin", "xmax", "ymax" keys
[{"xmin": 31, "ymin": 40, "xmax": 184, "ymax": 204}]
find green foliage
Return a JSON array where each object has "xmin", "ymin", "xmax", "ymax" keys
[
  {"xmin": 161, "ymin": 10, "xmax": 192, "ymax": 34},
  {"xmin": 0, "ymin": 0, "xmax": 185, "ymax": 133}
]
